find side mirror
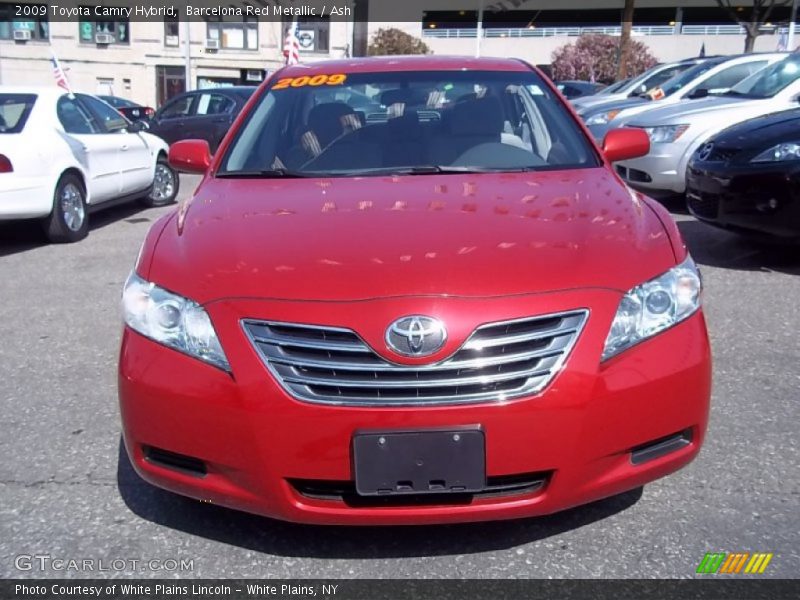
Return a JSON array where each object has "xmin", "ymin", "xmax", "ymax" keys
[
  {"xmin": 168, "ymin": 139, "xmax": 212, "ymax": 174},
  {"xmin": 688, "ymin": 88, "xmax": 709, "ymax": 99},
  {"xmin": 602, "ymin": 127, "xmax": 650, "ymax": 163},
  {"xmin": 127, "ymin": 120, "xmax": 149, "ymax": 133}
]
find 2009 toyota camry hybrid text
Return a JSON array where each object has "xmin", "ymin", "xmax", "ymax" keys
[{"xmin": 118, "ymin": 56, "xmax": 711, "ymax": 526}]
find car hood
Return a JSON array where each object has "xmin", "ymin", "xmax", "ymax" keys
[
  {"xmin": 147, "ymin": 170, "xmax": 676, "ymax": 304},
  {"xmin": 709, "ymin": 108, "xmax": 800, "ymax": 152},
  {"xmin": 573, "ymin": 93, "xmax": 629, "ymax": 112},
  {"xmin": 582, "ymin": 96, "xmax": 649, "ymax": 118},
  {"xmin": 625, "ymin": 95, "xmax": 753, "ymax": 126}
]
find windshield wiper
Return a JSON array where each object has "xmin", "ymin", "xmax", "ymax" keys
[
  {"xmin": 216, "ymin": 168, "xmax": 315, "ymax": 179},
  {"xmin": 355, "ymin": 165, "xmax": 541, "ymax": 176}
]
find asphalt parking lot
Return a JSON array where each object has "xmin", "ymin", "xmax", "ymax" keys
[{"xmin": 0, "ymin": 175, "xmax": 798, "ymax": 579}]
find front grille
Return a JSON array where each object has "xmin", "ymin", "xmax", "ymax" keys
[
  {"xmin": 242, "ymin": 311, "xmax": 587, "ymax": 407},
  {"xmin": 687, "ymin": 191, "xmax": 720, "ymax": 220},
  {"xmin": 289, "ymin": 471, "xmax": 551, "ymax": 506}
]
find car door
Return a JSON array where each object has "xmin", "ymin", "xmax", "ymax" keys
[
  {"xmin": 56, "ymin": 94, "xmax": 120, "ymax": 203},
  {"xmin": 183, "ymin": 92, "xmax": 237, "ymax": 152},
  {"xmin": 79, "ymin": 94, "xmax": 153, "ymax": 196},
  {"xmin": 149, "ymin": 93, "xmax": 196, "ymax": 145}
]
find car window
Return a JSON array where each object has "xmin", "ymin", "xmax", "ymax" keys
[
  {"xmin": 196, "ymin": 93, "xmax": 235, "ymax": 115},
  {"xmin": 160, "ymin": 95, "xmax": 194, "ymax": 119},
  {"xmin": 221, "ymin": 70, "xmax": 599, "ymax": 177},
  {"xmin": 57, "ymin": 96, "xmax": 102, "ymax": 134},
  {"xmin": 78, "ymin": 94, "xmax": 128, "ymax": 132},
  {"xmin": 0, "ymin": 93, "xmax": 36, "ymax": 134},
  {"xmin": 659, "ymin": 60, "xmax": 724, "ymax": 97},
  {"xmin": 101, "ymin": 96, "xmax": 138, "ymax": 109},
  {"xmin": 730, "ymin": 55, "xmax": 800, "ymax": 98},
  {"xmin": 701, "ymin": 61, "xmax": 768, "ymax": 91},
  {"xmin": 641, "ymin": 65, "xmax": 686, "ymax": 93}
]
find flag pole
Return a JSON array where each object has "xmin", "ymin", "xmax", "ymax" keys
[
  {"xmin": 789, "ymin": 0, "xmax": 798, "ymax": 51},
  {"xmin": 475, "ymin": 0, "xmax": 484, "ymax": 58}
]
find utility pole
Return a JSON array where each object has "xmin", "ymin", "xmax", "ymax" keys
[
  {"xmin": 790, "ymin": 0, "xmax": 799, "ymax": 51},
  {"xmin": 476, "ymin": 0, "xmax": 484, "ymax": 58}
]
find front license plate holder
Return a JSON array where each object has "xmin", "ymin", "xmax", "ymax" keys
[{"xmin": 353, "ymin": 427, "xmax": 486, "ymax": 496}]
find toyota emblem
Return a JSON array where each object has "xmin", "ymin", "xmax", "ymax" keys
[{"xmin": 385, "ymin": 316, "xmax": 447, "ymax": 357}]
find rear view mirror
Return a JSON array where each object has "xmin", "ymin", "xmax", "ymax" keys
[
  {"xmin": 688, "ymin": 88, "xmax": 709, "ymax": 99},
  {"xmin": 168, "ymin": 139, "xmax": 212, "ymax": 174},
  {"xmin": 602, "ymin": 128, "xmax": 650, "ymax": 163},
  {"xmin": 127, "ymin": 120, "xmax": 149, "ymax": 133}
]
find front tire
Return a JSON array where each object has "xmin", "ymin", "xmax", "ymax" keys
[
  {"xmin": 43, "ymin": 174, "xmax": 88, "ymax": 243},
  {"xmin": 140, "ymin": 156, "xmax": 179, "ymax": 207}
]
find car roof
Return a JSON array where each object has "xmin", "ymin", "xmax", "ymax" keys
[
  {"xmin": 0, "ymin": 85, "xmax": 66, "ymax": 99},
  {"xmin": 278, "ymin": 55, "xmax": 530, "ymax": 77}
]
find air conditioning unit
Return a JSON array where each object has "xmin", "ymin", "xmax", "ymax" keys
[
  {"xmin": 13, "ymin": 29, "xmax": 32, "ymax": 41},
  {"xmin": 95, "ymin": 32, "xmax": 115, "ymax": 44},
  {"xmin": 205, "ymin": 38, "xmax": 220, "ymax": 50}
]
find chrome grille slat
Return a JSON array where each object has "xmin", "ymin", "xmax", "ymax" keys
[
  {"xmin": 262, "ymin": 336, "xmax": 570, "ymax": 372},
  {"xmin": 242, "ymin": 310, "xmax": 588, "ymax": 407},
  {"xmin": 274, "ymin": 355, "xmax": 559, "ymax": 388}
]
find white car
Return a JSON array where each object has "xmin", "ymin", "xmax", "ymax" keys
[
  {"xmin": 0, "ymin": 86, "xmax": 178, "ymax": 243},
  {"xmin": 614, "ymin": 54, "xmax": 800, "ymax": 196},
  {"xmin": 585, "ymin": 53, "xmax": 786, "ymax": 140},
  {"xmin": 571, "ymin": 58, "xmax": 705, "ymax": 111}
]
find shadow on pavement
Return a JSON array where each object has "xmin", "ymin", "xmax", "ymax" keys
[
  {"xmin": 677, "ymin": 218, "xmax": 800, "ymax": 275},
  {"xmin": 117, "ymin": 439, "xmax": 643, "ymax": 559},
  {"xmin": 0, "ymin": 202, "xmax": 158, "ymax": 258}
]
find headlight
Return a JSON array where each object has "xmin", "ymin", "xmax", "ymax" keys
[
  {"xmin": 122, "ymin": 272, "xmax": 230, "ymax": 371},
  {"xmin": 642, "ymin": 124, "xmax": 689, "ymax": 144},
  {"xmin": 585, "ymin": 109, "xmax": 620, "ymax": 127},
  {"xmin": 751, "ymin": 142, "xmax": 800, "ymax": 163},
  {"xmin": 602, "ymin": 256, "xmax": 702, "ymax": 361}
]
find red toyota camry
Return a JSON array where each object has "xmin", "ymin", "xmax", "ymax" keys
[{"xmin": 119, "ymin": 56, "xmax": 711, "ymax": 525}]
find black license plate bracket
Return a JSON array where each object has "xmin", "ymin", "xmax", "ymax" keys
[{"xmin": 352, "ymin": 428, "xmax": 486, "ymax": 496}]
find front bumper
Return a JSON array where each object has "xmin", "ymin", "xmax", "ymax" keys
[
  {"xmin": 686, "ymin": 160, "xmax": 800, "ymax": 241},
  {"xmin": 119, "ymin": 290, "xmax": 712, "ymax": 525},
  {"xmin": 615, "ymin": 148, "xmax": 688, "ymax": 196}
]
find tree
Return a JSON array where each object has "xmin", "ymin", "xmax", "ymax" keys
[
  {"xmin": 367, "ymin": 28, "xmax": 430, "ymax": 56},
  {"xmin": 716, "ymin": 0, "xmax": 792, "ymax": 53},
  {"xmin": 617, "ymin": 0, "xmax": 637, "ymax": 80},
  {"xmin": 551, "ymin": 34, "xmax": 657, "ymax": 84}
]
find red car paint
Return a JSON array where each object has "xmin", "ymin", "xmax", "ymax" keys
[{"xmin": 119, "ymin": 56, "xmax": 711, "ymax": 525}]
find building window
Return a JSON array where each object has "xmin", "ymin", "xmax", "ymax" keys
[
  {"xmin": 283, "ymin": 16, "xmax": 330, "ymax": 53},
  {"xmin": 206, "ymin": 16, "xmax": 258, "ymax": 50},
  {"xmin": 156, "ymin": 65, "xmax": 185, "ymax": 107},
  {"xmin": 79, "ymin": 9, "xmax": 130, "ymax": 45},
  {"xmin": 164, "ymin": 15, "xmax": 179, "ymax": 47},
  {"xmin": 0, "ymin": 3, "xmax": 49, "ymax": 40}
]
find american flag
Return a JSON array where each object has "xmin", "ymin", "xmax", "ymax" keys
[
  {"xmin": 283, "ymin": 21, "xmax": 300, "ymax": 66},
  {"xmin": 50, "ymin": 53, "xmax": 71, "ymax": 92}
]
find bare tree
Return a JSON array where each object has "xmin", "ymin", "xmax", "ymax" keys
[
  {"xmin": 616, "ymin": 0, "xmax": 636, "ymax": 80},
  {"xmin": 716, "ymin": 0, "xmax": 791, "ymax": 53}
]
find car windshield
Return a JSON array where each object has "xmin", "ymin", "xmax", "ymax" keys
[
  {"xmin": 659, "ymin": 59, "xmax": 724, "ymax": 97},
  {"xmin": 600, "ymin": 78, "xmax": 630, "ymax": 94},
  {"xmin": 0, "ymin": 94, "xmax": 36, "ymax": 134},
  {"xmin": 101, "ymin": 96, "xmax": 138, "ymax": 108},
  {"xmin": 219, "ymin": 70, "xmax": 599, "ymax": 177},
  {"xmin": 728, "ymin": 56, "xmax": 800, "ymax": 98}
]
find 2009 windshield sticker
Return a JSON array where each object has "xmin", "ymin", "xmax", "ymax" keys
[{"xmin": 272, "ymin": 74, "xmax": 347, "ymax": 90}]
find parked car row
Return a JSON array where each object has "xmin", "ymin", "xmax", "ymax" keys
[
  {"xmin": 0, "ymin": 85, "xmax": 257, "ymax": 243},
  {"xmin": 0, "ymin": 87, "xmax": 178, "ymax": 243},
  {"xmin": 573, "ymin": 52, "xmax": 800, "ymax": 243}
]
